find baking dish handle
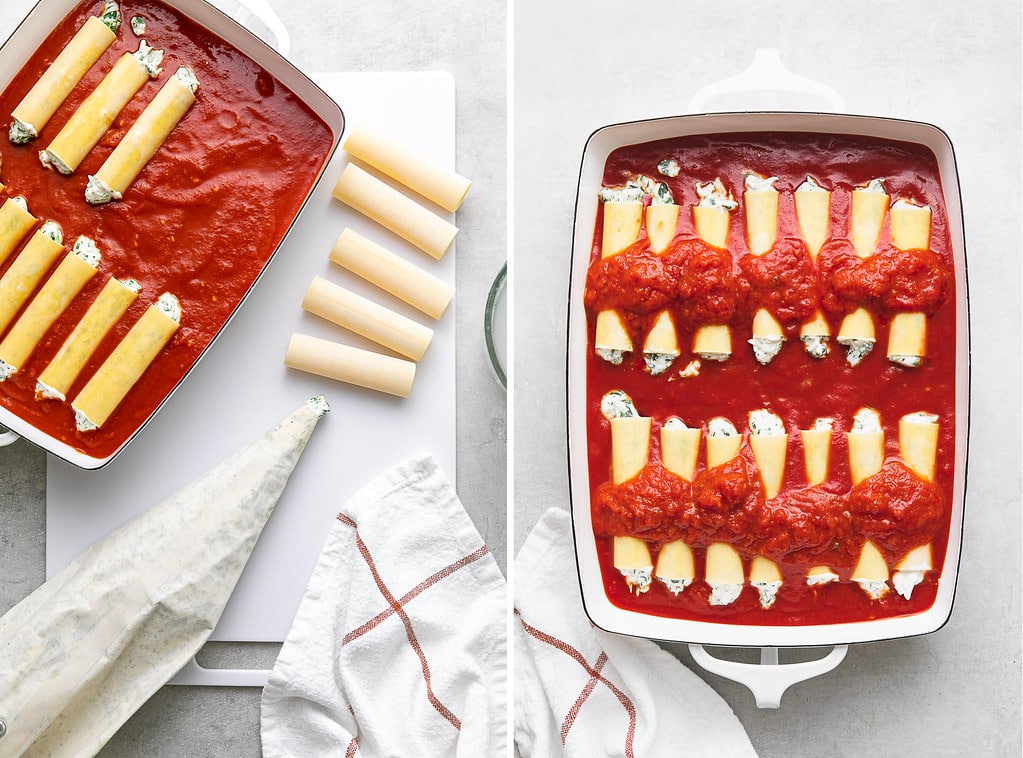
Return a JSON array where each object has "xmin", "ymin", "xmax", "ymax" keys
[
  {"xmin": 688, "ymin": 643, "xmax": 848, "ymax": 708},
  {"xmin": 229, "ymin": 0, "xmax": 292, "ymax": 58},
  {"xmin": 0, "ymin": 426, "xmax": 19, "ymax": 448},
  {"xmin": 686, "ymin": 48, "xmax": 846, "ymax": 114}
]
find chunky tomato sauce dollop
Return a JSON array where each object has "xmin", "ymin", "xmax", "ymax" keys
[
  {"xmin": 0, "ymin": 0, "xmax": 333, "ymax": 460},
  {"xmin": 584, "ymin": 132, "xmax": 958, "ymax": 626}
]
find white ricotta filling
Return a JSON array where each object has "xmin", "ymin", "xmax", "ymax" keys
[
  {"xmin": 657, "ymin": 576, "xmax": 691, "ymax": 596},
  {"xmin": 620, "ymin": 567, "xmax": 652, "ymax": 595},
  {"xmin": 806, "ymin": 570, "xmax": 839, "ymax": 586},
  {"xmin": 40, "ymin": 149, "xmax": 73, "ymax": 175},
  {"xmin": 695, "ymin": 178, "xmax": 738, "ymax": 210},
  {"xmin": 801, "ymin": 333, "xmax": 829, "ymax": 359},
  {"xmin": 73, "ymin": 236, "xmax": 101, "ymax": 267},
  {"xmin": 644, "ymin": 351, "xmax": 677, "ymax": 375},
  {"xmin": 813, "ymin": 417, "xmax": 835, "ymax": 432},
  {"xmin": 596, "ymin": 347, "xmax": 625, "ymax": 365},
  {"xmin": 679, "ymin": 359, "xmax": 701, "ymax": 377},
  {"xmin": 852, "ymin": 407, "xmax": 882, "ymax": 433},
  {"xmin": 708, "ymin": 582, "xmax": 742, "ymax": 606},
  {"xmin": 749, "ymin": 409, "xmax": 784, "ymax": 436},
  {"xmin": 9, "ymin": 117, "xmax": 36, "ymax": 144},
  {"xmin": 85, "ymin": 175, "xmax": 121, "ymax": 206},
  {"xmin": 750, "ymin": 335, "xmax": 784, "ymax": 365},
  {"xmin": 752, "ymin": 580, "xmax": 782, "ymax": 608},
  {"xmin": 600, "ymin": 390, "xmax": 637, "ymax": 420},
  {"xmin": 889, "ymin": 354, "xmax": 922, "ymax": 368},
  {"xmin": 856, "ymin": 579, "xmax": 889, "ymax": 600},
  {"xmin": 744, "ymin": 172, "xmax": 778, "ymax": 192},
  {"xmin": 839, "ymin": 336, "xmax": 874, "ymax": 366},
  {"xmin": 0, "ymin": 360, "xmax": 16, "ymax": 381},
  {"xmin": 697, "ymin": 351, "xmax": 730, "ymax": 362},
  {"xmin": 35, "ymin": 380, "xmax": 65, "ymax": 401},
  {"xmin": 796, "ymin": 175, "xmax": 826, "ymax": 193},
  {"xmin": 657, "ymin": 159, "xmax": 680, "ymax": 178},
  {"xmin": 893, "ymin": 570, "xmax": 924, "ymax": 600}
]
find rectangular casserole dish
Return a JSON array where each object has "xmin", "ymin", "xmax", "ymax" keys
[
  {"xmin": 0, "ymin": 0, "xmax": 343, "ymax": 469},
  {"xmin": 567, "ymin": 111, "xmax": 969, "ymax": 649}
]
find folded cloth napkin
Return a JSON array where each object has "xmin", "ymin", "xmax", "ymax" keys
[
  {"xmin": 514, "ymin": 507, "xmax": 758, "ymax": 757},
  {"xmin": 261, "ymin": 454, "xmax": 507, "ymax": 757}
]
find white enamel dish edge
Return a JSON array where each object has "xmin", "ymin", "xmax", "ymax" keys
[
  {"xmin": 0, "ymin": 0, "xmax": 343, "ymax": 469},
  {"xmin": 566, "ymin": 112, "xmax": 969, "ymax": 649}
]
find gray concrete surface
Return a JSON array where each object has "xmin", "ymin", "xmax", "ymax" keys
[
  {"xmin": 0, "ymin": 1, "xmax": 507, "ymax": 755},
  {"xmin": 513, "ymin": 1, "xmax": 1021, "ymax": 756}
]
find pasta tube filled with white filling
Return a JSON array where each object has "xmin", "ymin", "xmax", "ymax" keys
[
  {"xmin": 332, "ymin": 163, "xmax": 458, "ymax": 260},
  {"xmin": 851, "ymin": 539, "xmax": 889, "ymax": 600},
  {"xmin": 655, "ymin": 418, "xmax": 701, "ymax": 595},
  {"xmin": 748, "ymin": 409, "xmax": 787, "ymax": 499},
  {"xmin": 743, "ymin": 172, "xmax": 779, "ymax": 255},
  {"xmin": 704, "ymin": 417, "xmax": 744, "ymax": 605},
  {"xmin": 71, "ymin": 292, "xmax": 180, "ymax": 431},
  {"xmin": 838, "ymin": 178, "xmax": 889, "ymax": 366},
  {"xmin": 0, "ymin": 237, "xmax": 100, "ymax": 381},
  {"xmin": 328, "ymin": 228, "xmax": 454, "ymax": 319},
  {"xmin": 86, "ymin": 66, "xmax": 199, "ymax": 205},
  {"xmin": 593, "ymin": 196, "xmax": 643, "ymax": 364},
  {"xmin": 36, "ymin": 275, "xmax": 140, "ymax": 401},
  {"xmin": 691, "ymin": 178, "xmax": 736, "ymax": 361},
  {"xmin": 893, "ymin": 412, "xmax": 940, "ymax": 599},
  {"xmin": 9, "ymin": 3, "xmax": 121, "ymax": 144},
  {"xmin": 601, "ymin": 390, "xmax": 653, "ymax": 594},
  {"xmin": 886, "ymin": 199, "xmax": 932, "ymax": 367},
  {"xmin": 749, "ymin": 555, "xmax": 783, "ymax": 608},
  {"xmin": 40, "ymin": 40, "xmax": 164, "ymax": 175},
  {"xmin": 794, "ymin": 175, "xmax": 831, "ymax": 259},
  {"xmin": 847, "ymin": 407, "xmax": 884, "ymax": 486},
  {"xmin": 0, "ymin": 221, "xmax": 65, "ymax": 335},
  {"xmin": 0, "ymin": 196, "xmax": 37, "ymax": 266},
  {"xmin": 799, "ymin": 417, "xmax": 833, "ymax": 487},
  {"xmin": 639, "ymin": 193, "xmax": 681, "ymax": 374},
  {"xmin": 800, "ymin": 310, "xmax": 831, "ymax": 359}
]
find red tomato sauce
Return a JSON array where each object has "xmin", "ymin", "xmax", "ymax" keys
[
  {"xmin": 584, "ymin": 132, "xmax": 957, "ymax": 626},
  {"xmin": 0, "ymin": 0, "xmax": 333, "ymax": 460}
]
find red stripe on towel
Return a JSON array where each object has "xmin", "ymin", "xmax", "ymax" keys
[{"xmin": 517, "ymin": 612, "xmax": 637, "ymax": 758}]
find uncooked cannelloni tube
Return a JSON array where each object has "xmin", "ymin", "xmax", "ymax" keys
[
  {"xmin": 36, "ymin": 275, "xmax": 140, "ymax": 401},
  {"xmin": 40, "ymin": 40, "xmax": 164, "ymax": 175},
  {"xmin": 342, "ymin": 121, "xmax": 471, "ymax": 211},
  {"xmin": 301, "ymin": 275, "xmax": 434, "ymax": 361},
  {"xmin": 284, "ymin": 332, "xmax": 416, "ymax": 398},
  {"xmin": 8, "ymin": 2, "xmax": 121, "ymax": 144},
  {"xmin": 71, "ymin": 292, "xmax": 180, "ymax": 431},
  {"xmin": 328, "ymin": 228, "xmax": 454, "ymax": 319},
  {"xmin": 86, "ymin": 66, "xmax": 199, "ymax": 205},
  {"xmin": 886, "ymin": 199, "xmax": 932, "ymax": 367},
  {"xmin": 691, "ymin": 178, "xmax": 736, "ymax": 361},
  {"xmin": 332, "ymin": 163, "xmax": 458, "ymax": 260},
  {"xmin": 0, "ymin": 237, "xmax": 100, "ymax": 381},
  {"xmin": 0, "ymin": 197, "xmax": 37, "ymax": 266},
  {"xmin": 0, "ymin": 221, "xmax": 65, "ymax": 335}
]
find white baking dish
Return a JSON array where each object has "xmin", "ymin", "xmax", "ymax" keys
[
  {"xmin": 566, "ymin": 53, "xmax": 969, "ymax": 704},
  {"xmin": 0, "ymin": 0, "xmax": 343, "ymax": 469}
]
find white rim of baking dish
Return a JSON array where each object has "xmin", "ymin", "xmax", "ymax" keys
[{"xmin": 566, "ymin": 111, "xmax": 970, "ymax": 648}]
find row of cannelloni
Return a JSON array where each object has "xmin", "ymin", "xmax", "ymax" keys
[
  {"xmin": 0, "ymin": 195, "xmax": 179, "ymax": 432},
  {"xmin": 586, "ymin": 169, "xmax": 946, "ymax": 374},
  {"xmin": 9, "ymin": 1, "xmax": 200, "ymax": 205},
  {"xmin": 595, "ymin": 389, "xmax": 942, "ymax": 607}
]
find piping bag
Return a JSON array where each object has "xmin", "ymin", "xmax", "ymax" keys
[{"xmin": 0, "ymin": 395, "xmax": 330, "ymax": 758}]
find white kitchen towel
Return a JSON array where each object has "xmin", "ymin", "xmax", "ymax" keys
[
  {"xmin": 514, "ymin": 507, "xmax": 758, "ymax": 757},
  {"xmin": 260, "ymin": 454, "xmax": 507, "ymax": 757}
]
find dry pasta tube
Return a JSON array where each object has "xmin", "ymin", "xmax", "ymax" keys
[
  {"xmin": 343, "ymin": 121, "xmax": 471, "ymax": 212},
  {"xmin": 0, "ymin": 239, "xmax": 100, "ymax": 380},
  {"xmin": 301, "ymin": 275, "xmax": 434, "ymax": 361},
  {"xmin": 0, "ymin": 223, "xmax": 65, "ymax": 335},
  {"xmin": 0, "ymin": 197, "xmax": 37, "ymax": 266},
  {"xmin": 41, "ymin": 41, "xmax": 164, "ymax": 175},
  {"xmin": 86, "ymin": 66, "xmax": 199, "ymax": 205},
  {"xmin": 329, "ymin": 228, "xmax": 454, "ymax": 319},
  {"xmin": 332, "ymin": 163, "xmax": 458, "ymax": 260},
  {"xmin": 9, "ymin": 9, "xmax": 119, "ymax": 144},
  {"xmin": 285, "ymin": 332, "xmax": 416, "ymax": 398},
  {"xmin": 601, "ymin": 201, "xmax": 643, "ymax": 257},
  {"xmin": 655, "ymin": 540, "xmax": 695, "ymax": 595},
  {"xmin": 71, "ymin": 293, "xmax": 180, "ymax": 431},
  {"xmin": 645, "ymin": 203, "xmax": 679, "ymax": 254},
  {"xmin": 36, "ymin": 276, "xmax": 140, "ymax": 401}
]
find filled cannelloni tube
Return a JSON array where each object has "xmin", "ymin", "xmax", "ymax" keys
[
  {"xmin": 886, "ymin": 199, "xmax": 932, "ymax": 367},
  {"xmin": 331, "ymin": 163, "xmax": 458, "ymax": 260},
  {"xmin": 799, "ymin": 417, "xmax": 833, "ymax": 487},
  {"xmin": 328, "ymin": 228, "xmax": 454, "ymax": 319},
  {"xmin": 71, "ymin": 292, "xmax": 180, "ymax": 431},
  {"xmin": 691, "ymin": 178, "xmax": 735, "ymax": 361},
  {"xmin": 748, "ymin": 409, "xmax": 787, "ymax": 499},
  {"xmin": 301, "ymin": 275, "xmax": 434, "ymax": 361},
  {"xmin": 0, "ymin": 237, "xmax": 100, "ymax": 381},
  {"xmin": 284, "ymin": 332, "xmax": 415, "ymax": 398},
  {"xmin": 9, "ymin": 1, "xmax": 121, "ymax": 145},
  {"xmin": 593, "ymin": 191, "xmax": 643, "ymax": 365},
  {"xmin": 0, "ymin": 196, "xmax": 38, "ymax": 266},
  {"xmin": 851, "ymin": 539, "xmax": 890, "ymax": 600},
  {"xmin": 40, "ymin": 40, "xmax": 164, "ymax": 175},
  {"xmin": 654, "ymin": 417, "xmax": 701, "ymax": 595},
  {"xmin": 848, "ymin": 407, "xmax": 890, "ymax": 599},
  {"xmin": 795, "ymin": 176, "xmax": 833, "ymax": 357},
  {"xmin": 342, "ymin": 121, "xmax": 472, "ymax": 212},
  {"xmin": 838, "ymin": 179, "xmax": 889, "ymax": 366},
  {"xmin": 641, "ymin": 188, "xmax": 681, "ymax": 374},
  {"xmin": 892, "ymin": 411, "xmax": 940, "ymax": 599},
  {"xmin": 744, "ymin": 173, "xmax": 787, "ymax": 364},
  {"xmin": 0, "ymin": 221, "xmax": 65, "ymax": 335},
  {"xmin": 750, "ymin": 555, "xmax": 783, "ymax": 609},
  {"xmin": 85, "ymin": 66, "xmax": 199, "ymax": 205},
  {"xmin": 704, "ymin": 416, "xmax": 744, "ymax": 605},
  {"xmin": 36, "ymin": 275, "xmax": 140, "ymax": 401},
  {"xmin": 602, "ymin": 390, "xmax": 654, "ymax": 594}
]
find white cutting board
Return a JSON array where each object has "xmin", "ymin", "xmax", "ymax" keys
[{"xmin": 45, "ymin": 72, "xmax": 458, "ymax": 652}]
